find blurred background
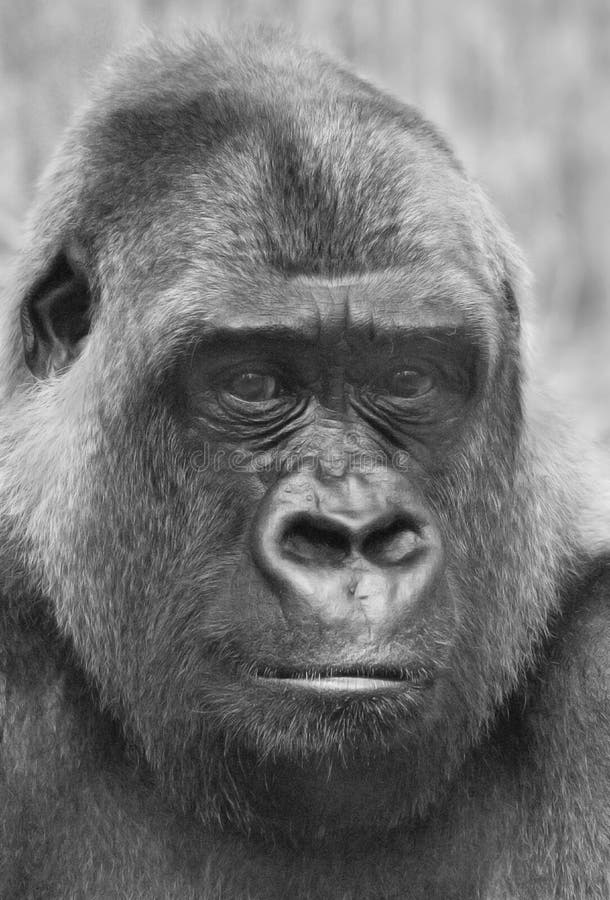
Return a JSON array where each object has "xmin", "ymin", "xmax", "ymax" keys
[{"xmin": 0, "ymin": 0, "xmax": 608, "ymax": 440}]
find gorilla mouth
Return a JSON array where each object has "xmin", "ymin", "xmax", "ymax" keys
[{"xmin": 253, "ymin": 665, "xmax": 432, "ymax": 693}]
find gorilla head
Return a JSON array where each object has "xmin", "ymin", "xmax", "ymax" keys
[{"xmin": 0, "ymin": 31, "xmax": 601, "ymax": 851}]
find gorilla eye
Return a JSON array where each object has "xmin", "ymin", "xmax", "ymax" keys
[
  {"xmin": 223, "ymin": 371, "xmax": 280, "ymax": 403},
  {"xmin": 388, "ymin": 368, "xmax": 434, "ymax": 399}
]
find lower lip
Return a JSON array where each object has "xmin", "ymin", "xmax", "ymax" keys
[{"xmin": 256, "ymin": 676, "xmax": 408, "ymax": 693}]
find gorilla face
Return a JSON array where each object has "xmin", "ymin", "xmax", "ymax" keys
[{"xmin": 5, "ymin": 33, "xmax": 562, "ymax": 838}]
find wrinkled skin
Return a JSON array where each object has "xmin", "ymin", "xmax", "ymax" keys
[{"xmin": 0, "ymin": 29, "xmax": 608, "ymax": 900}]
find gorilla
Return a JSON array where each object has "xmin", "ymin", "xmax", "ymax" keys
[{"xmin": 0, "ymin": 28, "xmax": 608, "ymax": 900}]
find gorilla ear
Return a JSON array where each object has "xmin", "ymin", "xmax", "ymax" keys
[
  {"xmin": 502, "ymin": 278, "xmax": 520, "ymax": 322},
  {"xmin": 20, "ymin": 249, "xmax": 93, "ymax": 379}
]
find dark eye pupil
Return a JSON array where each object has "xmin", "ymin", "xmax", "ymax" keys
[
  {"xmin": 390, "ymin": 369, "xmax": 433, "ymax": 398},
  {"xmin": 228, "ymin": 372, "xmax": 278, "ymax": 402}
]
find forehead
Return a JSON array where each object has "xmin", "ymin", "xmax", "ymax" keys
[
  {"xmin": 82, "ymin": 58, "xmax": 480, "ymax": 281},
  {"xmin": 80, "ymin": 49, "xmax": 506, "ymax": 356},
  {"xmin": 96, "ymin": 122, "xmax": 503, "ymax": 357},
  {"xmin": 94, "ymin": 112, "xmax": 497, "ymax": 301},
  {"xmin": 194, "ymin": 130, "xmax": 472, "ymax": 278},
  {"xmin": 138, "ymin": 266, "xmax": 502, "ymax": 369}
]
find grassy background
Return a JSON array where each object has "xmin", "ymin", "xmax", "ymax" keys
[{"xmin": 1, "ymin": 0, "xmax": 608, "ymax": 440}]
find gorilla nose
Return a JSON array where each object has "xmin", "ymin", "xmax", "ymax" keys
[
  {"xmin": 251, "ymin": 473, "xmax": 444, "ymax": 629},
  {"xmin": 280, "ymin": 512, "xmax": 423, "ymax": 568}
]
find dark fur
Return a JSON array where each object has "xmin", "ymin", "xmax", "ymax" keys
[{"xmin": 0, "ymin": 29, "xmax": 608, "ymax": 900}]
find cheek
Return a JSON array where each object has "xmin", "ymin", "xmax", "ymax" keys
[{"xmin": 24, "ymin": 426, "xmax": 258, "ymax": 675}]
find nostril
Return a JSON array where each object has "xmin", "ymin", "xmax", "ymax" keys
[
  {"xmin": 361, "ymin": 516, "xmax": 423, "ymax": 566},
  {"xmin": 281, "ymin": 515, "xmax": 351, "ymax": 567}
]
